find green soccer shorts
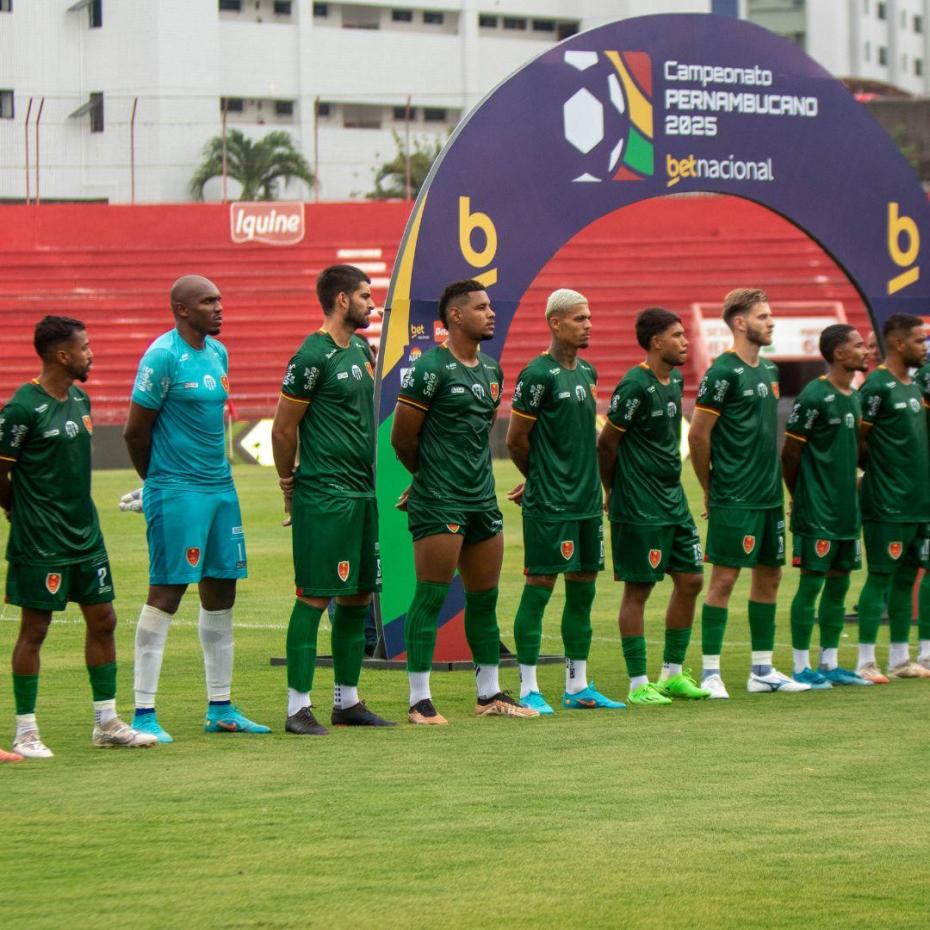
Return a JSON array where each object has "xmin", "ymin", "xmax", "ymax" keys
[
  {"xmin": 5, "ymin": 551, "xmax": 114, "ymax": 612},
  {"xmin": 791, "ymin": 535, "xmax": 861, "ymax": 573},
  {"xmin": 522, "ymin": 514, "xmax": 604, "ymax": 576},
  {"xmin": 407, "ymin": 499, "xmax": 503, "ymax": 545},
  {"xmin": 292, "ymin": 488, "xmax": 381, "ymax": 598},
  {"xmin": 611, "ymin": 520, "xmax": 704, "ymax": 584},
  {"xmin": 705, "ymin": 506, "xmax": 785, "ymax": 568},
  {"xmin": 862, "ymin": 521, "xmax": 928, "ymax": 574}
]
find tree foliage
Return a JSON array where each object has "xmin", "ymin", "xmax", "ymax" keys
[{"xmin": 367, "ymin": 131, "xmax": 443, "ymax": 200}]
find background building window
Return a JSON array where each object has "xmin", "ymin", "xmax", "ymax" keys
[
  {"xmin": 423, "ymin": 107, "xmax": 447, "ymax": 122},
  {"xmin": 219, "ymin": 0, "xmax": 241, "ymax": 11},
  {"xmin": 89, "ymin": 92, "xmax": 104, "ymax": 133},
  {"xmin": 0, "ymin": 0, "xmax": 12, "ymax": 12},
  {"xmin": 89, "ymin": 0, "xmax": 102, "ymax": 27},
  {"xmin": 221, "ymin": 97, "xmax": 244, "ymax": 113},
  {"xmin": 423, "ymin": 11, "xmax": 444, "ymax": 24},
  {"xmin": 316, "ymin": 101, "xmax": 332, "ymax": 117},
  {"xmin": 393, "ymin": 105, "xmax": 416, "ymax": 120},
  {"xmin": 916, "ymin": 58, "xmax": 924, "ymax": 76},
  {"xmin": 313, "ymin": 2, "xmax": 328, "ymax": 16},
  {"xmin": 533, "ymin": 19, "xmax": 555, "ymax": 32},
  {"xmin": 478, "ymin": 13, "xmax": 497, "ymax": 27},
  {"xmin": 503, "ymin": 17, "xmax": 526, "ymax": 30},
  {"xmin": 878, "ymin": 45, "xmax": 888, "ymax": 65},
  {"xmin": 343, "ymin": 104, "xmax": 382, "ymax": 129},
  {"xmin": 915, "ymin": 15, "xmax": 924, "ymax": 33},
  {"xmin": 275, "ymin": 100, "xmax": 294, "ymax": 116},
  {"xmin": 392, "ymin": 8, "xmax": 412, "ymax": 22},
  {"xmin": 273, "ymin": 0, "xmax": 292, "ymax": 14},
  {"xmin": 0, "ymin": 90, "xmax": 14, "ymax": 119},
  {"xmin": 877, "ymin": 1, "xmax": 886, "ymax": 19}
]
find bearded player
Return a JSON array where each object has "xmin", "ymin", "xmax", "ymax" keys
[
  {"xmin": 1, "ymin": 316, "xmax": 156, "ymax": 757},
  {"xmin": 506, "ymin": 289, "xmax": 623, "ymax": 714},
  {"xmin": 123, "ymin": 276, "xmax": 270, "ymax": 740},
  {"xmin": 271, "ymin": 264, "xmax": 394, "ymax": 734},
  {"xmin": 598, "ymin": 308, "xmax": 708, "ymax": 705},
  {"xmin": 856, "ymin": 313, "xmax": 930, "ymax": 681},
  {"xmin": 689, "ymin": 288, "xmax": 809, "ymax": 696},
  {"xmin": 392, "ymin": 280, "xmax": 537, "ymax": 723},
  {"xmin": 781, "ymin": 324, "xmax": 871, "ymax": 688}
]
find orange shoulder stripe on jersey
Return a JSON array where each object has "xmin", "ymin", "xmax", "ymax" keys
[
  {"xmin": 280, "ymin": 392, "xmax": 310, "ymax": 405},
  {"xmin": 511, "ymin": 409, "xmax": 537, "ymax": 421},
  {"xmin": 784, "ymin": 431, "xmax": 807, "ymax": 443},
  {"xmin": 606, "ymin": 420, "xmax": 626, "ymax": 432},
  {"xmin": 0, "ymin": 453, "xmax": 17, "ymax": 463},
  {"xmin": 397, "ymin": 395, "xmax": 429, "ymax": 412},
  {"xmin": 694, "ymin": 404, "xmax": 721, "ymax": 417}
]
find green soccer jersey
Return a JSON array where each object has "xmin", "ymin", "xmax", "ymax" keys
[
  {"xmin": 784, "ymin": 376, "xmax": 861, "ymax": 539},
  {"xmin": 859, "ymin": 364, "xmax": 930, "ymax": 523},
  {"xmin": 606, "ymin": 363, "xmax": 690, "ymax": 525},
  {"xmin": 511, "ymin": 353, "xmax": 601, "ymax": 519},
  {"xmin": 398, "ymin": 343, "xmax": 503, "ymax": 509},
  {"xmin": 281, "ymin": 330, "xmax": 376, "ymax": 498},
  {"xmin": 695, "ymin": 351, "xmax": 783, "ymax": 509},
  {"xmin": 0, "ymin": 381, "xmax": 105, "ymax": 566}
]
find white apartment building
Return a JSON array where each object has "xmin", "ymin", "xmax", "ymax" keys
[{"xmin": 4, "ymin": 0, "xmax": 924, "ymax": 204}]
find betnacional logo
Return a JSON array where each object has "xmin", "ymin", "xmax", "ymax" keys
[
  {"xmin": 337, "ymin": 560, "xmax": 350, "ymax": 582},
  {"xmin": 186, "ymin": 547, "xmax": 201, "ymax": 567},
  {"xmin": 562, "ymin": 50, "xmax": 654, "ymax": 183},
  {"xmin": 45, "ymin": 573, "xmax": 61, "ymax": 594},
  {"xmin": 742, "ymin": 535, "xmax": 756, "ymax": 554},
  {"xmin": 230, "ymin": 202, "xmax": 305, "ymax": 246},
  {"xmin": 648, "ymin": 549, "xmax": 662, "ymax": 569},
  {"xmin": 561, "ymin": 540, "xmax": 575, "ymax": 560}
]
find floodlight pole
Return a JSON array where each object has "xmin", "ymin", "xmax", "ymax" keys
[
  {"xmin": 24, "ymin": 97, "xmax": 33, "ymax": 204},
  {"xmin": 34, "ymin": 97, "xmax": 45, "ymax": 206},
  {"xmin": 130, "ymin": 96, "xmax": 138, "ymax": 204},
  {"xmin": 313, "ymin": 95, "xmax": 320, "ymax": 202},
  {"xmin": 404, "ymin": 95, "xmax": 412, "ymax": 202},
  {"xmin": 221, "ymin": 98, "xmax": 229, "ymax": 203}
]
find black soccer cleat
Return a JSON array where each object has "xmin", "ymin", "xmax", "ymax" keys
[
  {"xmin": 331, "ymin": 701, "xmax": 397, "ymax": 727},
  {"xmin": 285, "ymin": 706, "xmax": 329, "ymax": 736}
]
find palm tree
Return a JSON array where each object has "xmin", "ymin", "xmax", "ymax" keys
[{"xmin": 189, "ymin": 129, "xmax": 314, "ymax": 201}]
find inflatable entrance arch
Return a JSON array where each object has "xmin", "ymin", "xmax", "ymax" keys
[{"xmin": 374, "ymin": 13, "xmax": 930, "ymax": 660}]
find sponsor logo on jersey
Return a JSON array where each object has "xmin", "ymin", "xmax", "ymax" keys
[
  {"xmin": 648, "ymin": 549, "xmax": 662, "ymax": 569},
  {"xmin": 184, "ymin": 382, "xmax": 199, "ymax": 390},
  {"xmin": 221, "ymin": 375, "xmax": 230, "ymax": 392},
  {"xmin": 888, "ymin": 541, "xmax": 903, "ymax": 560},
  {"xmin": 815, "ymin": 539, "xmax": 831, "ymax": 558},
  {"xmin": 42, "ymin": 429, "xmax": 60, "ymax": 438},
  {"xmin": 559, "ymin": 391, "xmax": 572, "ymax": 399},
  {"xmin": 45, "ymin": 573, "xmax": 61, "ymax": 595},
  {"xmin": 561, "ymin": 540, "xmax": 575, "ymax": 560},
  {"xmin": 203, "ymin": 375, "xmax": 217, "ymax": 390},
  {"xmin": 186, "ymin": 547, "xmax": 201, "ymax": 567},
  {"xmin": 742, "ymin": 535, "xmax": 756, "ymax": 554},
  {"xmin": 337, "ymin": 560, "xmax": 350, "ymax": 582},
  {"xmin": 337, "ymin": 371, "xmax": 349, "ymax": 380},
  {"xmin": 446, "ymin": 524, "xmax": 461, "ymax": 534},
  {"xmin": 451, "ymin": 385, "xmax": 465, "ymax": 394},
  {"xmin": 82, "ymin": 415, "xmax": 93, "ymax": 435},
  {"xmin": 490, "ymin": 382, "xmax": 499, "ymax": 401},
  {"xmin": 232, "ymin": 525, "xmax": 244, "ymax": 535},
  {"xmin": 772, "ymin": 382, "xmax": 780, "ymax": 398},
  {"xmin": 64, "ymin": 420, "xmax": 79, "ymax": 439}
]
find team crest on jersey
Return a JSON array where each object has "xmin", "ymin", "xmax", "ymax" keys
[
  {"xmin": 888, "ymin": 541, "xmax": 903, "ymax": 560},
  {"xmin": 45, "ymin": 573, "xmax": 61, "ymax": 595},
  {"xmin": 446, "ymin": 524, "xmax": 461, "ymax": 534},
  {"xmin": 186, "ymin": 547, "xmax": 201, "ymax": 567},
  {"xmin": 815, "ymin": 539, "xmax": 831, "ymax": 558},
  {"xmin": 561, "ymin": 540, "xmax": 575, "ymax": 560},
  {"xmin": 591, "ymin": 384, "xmax": 598, "ymax": 399},
  {"xmin": 648, "ymin": 549, "xmax": 662, "ymax": 569},
  {"xmin": 221, "ymin": 375, "xmax": 230, "ymax": 392},
  {"xmin": 337, "ymin": 561, "xmax": 350, "ymax": 582},
  {"xmin": 742, "ymin": 535, "xmax": 756, "ymax": 554},
  {"xmin": 365, "ymin": 362, "xmax": 374, "ymax": 378},
  {"xmin": 82, "ymin": 415, "xmax": 93, "ymax": 435},
  {"xmin": 772, "ymin": 382, "xmax": 780, "ymax": 399},
  {"xmin": 490, "ymin": 382, "xmax": 499, "ymax": 401}
]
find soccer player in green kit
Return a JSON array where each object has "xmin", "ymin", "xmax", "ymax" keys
[
  {"xmin": 781, "ymin": 324, "xmax": 872, "ymax": 688},
  {"xmin": 913, "ymin": 354, "xmax": 930, "ymax": 672},
  {"xmin": 392, "ymin": 280, "xmax": 538, "ymax": 724},
  {"xmin": 272, "ymin": 265, "xmax": 395, "ymax": 734},
  {"xmin": 506, "ymin": 289, "xmax": 624, "ymax": 714},
  {"xmin": 597, "ymin": 308, "xmax": 709, "ymax": 705},
  {"xmin": 1, "ymin": 317, "xmax": 156, "ymax": 757},
  {"xmin": 689, "ymin": 288, "xmax": 810, "ymax": 697},
  {"xmin": 856, "ymin": 313, "xmax": 930, "ymax": 681}
]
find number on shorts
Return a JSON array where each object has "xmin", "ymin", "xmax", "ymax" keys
[{"xmin": 97, "ymin": 566, "xmax": 108, "ymax": 589}]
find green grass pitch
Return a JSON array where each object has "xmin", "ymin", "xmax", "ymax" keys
[{"xmin": 0, "ymin": 462, "xmax": 927, "ymax": 930}]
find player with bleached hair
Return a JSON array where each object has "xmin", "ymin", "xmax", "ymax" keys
[{"xmin": 506, "ymin": 288, "xmax": 624, "ymax": 714}]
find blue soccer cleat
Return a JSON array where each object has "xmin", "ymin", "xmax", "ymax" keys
[
  {"xmin": 819, "ymin": 665, "xmax": 873, "ymax": 686},
  {"xmin": 204, "ymin": 704, "xmax": 271, "ymax": 733},
  {"xmin": 519, "ymin": 691, "xmax": 554, "ymax": 715},
  {"xmin": 132, "ymin": 710, "xmax": 174, "ymax": 743},
  {"xmin": 562, "ymin": 681, "xmax": 625, "ymax": 709},
  {"xmin": 793, "ymin": 668, "xmax": 833, "ymax": 690}
]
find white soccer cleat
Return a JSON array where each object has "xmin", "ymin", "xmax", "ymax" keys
[
  {"xmin": 701, "ymin": 673, "xmax": 730, "ymax": 699},
  {"xmin": 118, "ymin": 488, "xmax": 144, "ymax": 513},
  {"xmin": 747, "ymin": 668, "xmax": 812, "ymax": 693},
  {"xmin": 92, "ymin": 717, "xmax": 158, "ymax": 748},
  {"xmin": 13, "ymin": 729, "xmax": 54, "ymax": 759}
]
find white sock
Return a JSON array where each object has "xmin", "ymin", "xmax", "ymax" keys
[
  {"xmin": 660, "ymin": 662, "xmax": 682, "ymax": 680},
  {"xmin": 820, "ymin": 647, "xmax": 839, "ymax": 670},
  {"xmin": 751, "ymin": 650, "xmax": 773, "ymax": 669},
  {"xmin": 888, "ymin": 641, "xmax": 910, "ymax": 669},
  {"xmin": 287, "ymin": 688, "xmax": 310, "ymax": 717},
  {"xmin": 792, "ymin": 648, "xmax": 810, "ymax": 674},
  {"xmin": 858, "ymin": 642, "xmax": 876, "ymax": 666},
  {"xmin": 565, "ymin": 658, "xmax": 588, "ymax": 694},
  {"xmin": 518, "ymin": 663, "xmax": 538, "ymax": 698},
  {"xmin": 919, "ymin": 639, "xmax": 930, "ymax": 661},
  {"xmin": 475, "ymin": 664, "xmax": 500, "ymax": 699},
  {"xmin": 15, "ymin": 713, "xmax": 37, "ymax": 740},
  {"xmin": 408, "ymin": 671, "xmax": 431, "ymax": 706},
  {"xmin": 629, "ymin": 674, "xmax": 649, "ymax": 692},
  {"xmin": 93, "ymin": 699, "xmax": 117, "ymax": 726},
  {"xmin": 134, "ymin": 604, "xmax": 172, "ymax": 708},
  {"xmin": 333, "ymin": 683, "xmax": 358, "ymax": 710},
  {"xmin": 702, "ymin": 654, "xmax": 720, "ymax": 673},
  {"xmin": 198, "ymin": 607, "xmax": 234, "ymax": 702}
]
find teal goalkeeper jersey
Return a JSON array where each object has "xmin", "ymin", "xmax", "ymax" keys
[{"xmin": 130, "ymin": 329, "xmax": 233, "ymax": 491}]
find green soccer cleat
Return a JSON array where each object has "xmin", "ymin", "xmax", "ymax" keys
[
  {"xmin": 627, "ymin": 682, "xmax": 673, "ymax": 706},
  {"xmin": 204, "ymin": 704, "xmax": 271, "ymax": 734},
  {"xmin": 655, "ymin": 669, "xmax": 711, "ymax": 700}
]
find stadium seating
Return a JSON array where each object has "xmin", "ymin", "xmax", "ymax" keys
[{"xmin": 0, "ymin": 196, "xmax": 870, "ymax": 422}]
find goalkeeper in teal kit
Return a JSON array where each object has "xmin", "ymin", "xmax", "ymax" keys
[{"xmin": 123, "ymin": 275, "xmax": 269, "ymax": 741}]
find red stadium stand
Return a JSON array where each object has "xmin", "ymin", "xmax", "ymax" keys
[{"xmin": 0, "ymin": 196, "xmax": 871, "ymax": 423}]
